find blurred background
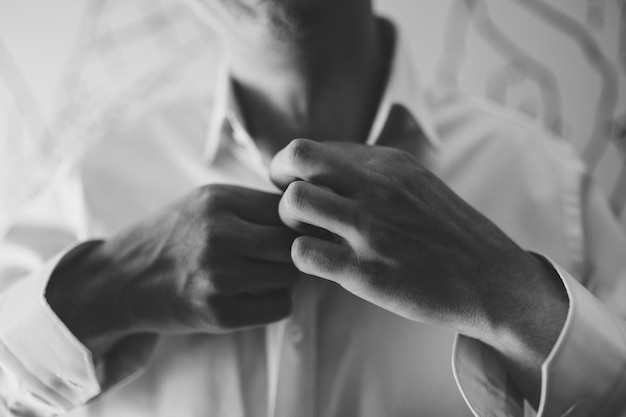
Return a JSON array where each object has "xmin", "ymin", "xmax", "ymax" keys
[{"xmin": 0, "ymin": 0, "xmax": 625, "ymax": 226}]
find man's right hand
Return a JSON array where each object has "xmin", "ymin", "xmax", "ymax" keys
[{"xmin": 46, "ymin": 184, "xmax": 299, "ymax": 356}]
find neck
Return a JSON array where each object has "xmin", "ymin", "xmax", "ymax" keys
[{"xmin": 208, "ymin": 0, "xmax": 390, "ymax": 158}]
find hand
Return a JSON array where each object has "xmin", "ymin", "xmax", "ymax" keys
[
  {"xmin": 270, "ymin": 139, "xmax": 567, "ymax": 356},
  {"xmin": 47, "ymin": 184, "xmax": 299, "ymax": 355}
]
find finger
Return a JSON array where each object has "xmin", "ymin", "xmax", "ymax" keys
[
  {"xmin": 277, "ymin": 219, "xmax": 336, "ymax": 241},
  {"xmin": 224, "ymin": 260, "xmax": 300, "ymax": 293},
  {"xmin": 280, "ymin": 181, "xmax": 360, "ymax": 241},
  {"xmin": 269, "ymin": 138, "xmax": 361, "ymax": 195},
  {"xmin": 210, "ymin": 184, "xmax": 282, "ymax": 225},
  {"xmin": 291, "ymin": 235, "xmax": 352, "ymax": 282},
  {"xmin": 233, "ymin": 220, "xmax": 298, "ymax": 264},
  {"xmin": 211, "ymin": 290, "xmax": 293, "ymax": 329}
]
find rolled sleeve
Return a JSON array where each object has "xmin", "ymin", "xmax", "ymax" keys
[
  {"xmin": 452, "ymin": 259, "xmax": 626, "ymax": 417},
  {"xmin": 0, "ymin": 242, "xmax": 102, "ymax": 412}
]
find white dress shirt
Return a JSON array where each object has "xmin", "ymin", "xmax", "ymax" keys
[{"xmin": 1, "ymin": 22, "xmax": 626, "ymax": 417}]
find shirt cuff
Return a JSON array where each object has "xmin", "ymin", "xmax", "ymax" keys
[
  {"xmin": 0, "ymin": 241, "xmax": 159, "ymax": 412},
  {"xmin": 452, "ymin": 257, "xmax": 626, "ymax": 417},
  {"xmin": 0, "ymin": 242, "xmax": 102, "ymax": 411}
]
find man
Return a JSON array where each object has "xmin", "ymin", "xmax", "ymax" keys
[{"xmin": 1, "ymin": 0, "xmax": 625, "ymax": 416}]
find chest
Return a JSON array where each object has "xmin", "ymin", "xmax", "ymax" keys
[{"xmin": 75, "ymin": 118, "xmax": 579, "ymax": 417}]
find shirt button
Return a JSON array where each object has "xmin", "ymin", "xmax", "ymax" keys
[{"xmin": 289, "ymin": 326, "xmax": 305, "ymax": 343}]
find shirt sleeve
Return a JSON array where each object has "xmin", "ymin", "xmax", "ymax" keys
[
  {"xmin": 452, "ymin": 178, "xmax": 626, "ymax": 416},
  {"xmin": 0, "ymin": 243, "xmax": 101, "ymax": 415},
  {"xmin": 0, "ymin": 171, "xmax": 157, "ymax": 416}
]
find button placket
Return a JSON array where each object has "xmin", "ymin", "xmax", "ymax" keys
[{"xmin": 272, "ymin": 278, "xmax": 319, "ymax": 417}]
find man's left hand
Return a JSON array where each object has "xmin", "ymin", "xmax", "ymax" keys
[{"xmin": 270, "ymin": 139, "xmax": 568, "ymax": 361}]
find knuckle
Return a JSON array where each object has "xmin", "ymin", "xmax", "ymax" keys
[
  {"xmin": 203, "ymin": 221, "xmax": 226, "ymax": 250},
  {"xmin": 291, "ymin": 236, "xmax": 309, "ymax": 264},
  {"xmin": 207, "ymin": 274, "xmax": 231, "ymax": 294},
  {"xmin": 286, "ymin": 138, "xmax": 314, "ymax": 166},
  {"xmin": 291, "ymin": 237, "xmax": 319, "ymax": 274},
  {"xmin": 283, "ymin": 181, "xmax": 308, "ymax": 212},
  {"xmin": 385, "ymin": 148, "xmax": 417, "ymax": 167},
  {"xmin": 201, "ymin": 234, "xmax": 232, "ymax": 273},
  {"xmin": 197, "ymin": 184, "xmax": 227, "ymax": 214},
  {"xmin": 175, "ymin": 277, "xmax": 209, "ymax": 315},
  {"xmin": 180, "ymin": 271, "xmax": 215, "ymax": 303},
  {"xmin": 196, "ymin": 183, "xmax": 219, "ymax": 199},
  {"xmin": 203, "ymin": 212, "xmax": 239, "ymax": 250}
]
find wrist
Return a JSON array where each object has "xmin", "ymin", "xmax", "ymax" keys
[
  {"xmin": 46, "ymin": 241, "xmax": 132, "ymax": 357},
  {"xmin": 486, "ymin": 252, "xmax": 569, "ymax": 365},
  {"xmin": 470, "ymin": 252, "xmax": 569, "ymax": 406}
]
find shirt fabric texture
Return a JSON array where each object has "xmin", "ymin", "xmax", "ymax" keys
[{"xmin": 1, "ymin": 21, "xmax": 626, "ymax": 417}]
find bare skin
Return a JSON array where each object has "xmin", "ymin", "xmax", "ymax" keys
[
  {"xmin": 190, "ymin": 0, "xmax": 568, "ymax": 406},
  {"xmin": 186, "ymin": 0, "xmax": 388, "ymax": 157},
  {"xmin": 47, "ymin": 185, "xmax": 300, "ymax": 357},
  {"xmin": 270, "ymin": 140, "xmax": 568, "ymax": 407},
  {"xmin": 47, "ymin": 0, "xmax": 568, "ymax": 410},
  {"xmin": 48, "ymin": 0, "xmax": 387, "ymax": 362}
]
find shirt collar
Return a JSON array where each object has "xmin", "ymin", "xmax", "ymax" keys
[{"xmin": 203, "ymin": 19, "xmax": 441, "ymax": 161}]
